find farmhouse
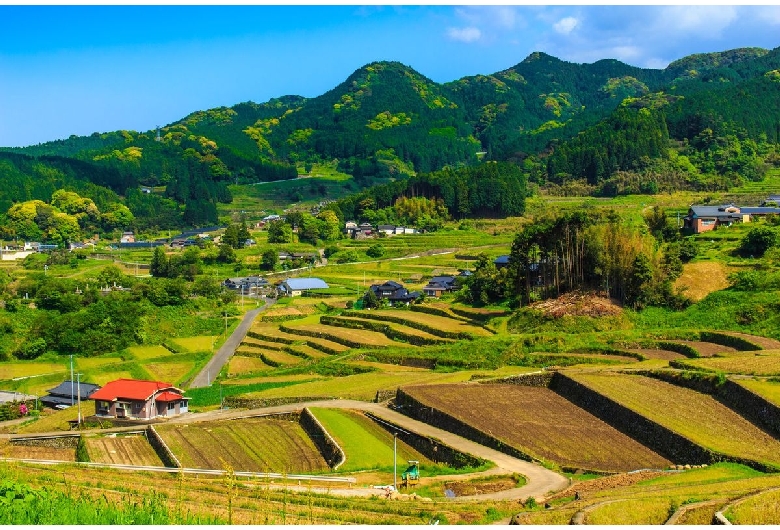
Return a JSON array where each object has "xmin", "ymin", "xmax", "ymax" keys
[
  {"xmin": 368, "ymin": 281, "xmax": 421, "ymax": 305},
  {"xmin": 420, "ymin": 276, "xmax": 454, "ymax": 297},
  {"xmin": 683, "ymin": 203, "xmax": 780, "ymax": 234},
  {"xmin": 277, "ymin": 277, "xmax": 329, "ymax": 297},
  {"xmin": 223, "ymin": 276, "xmax": 269, "ymax": 293},
  {"xmin": 40, "ymin": 380, "xmax": 101, "ymax": 410},
  {"xmin": 89, "ymin": 379, "xmax": 189, "ymax": 420},
  {"xmin": 494, "ymin": 255, "xmax": 510, "ymax": 269}
]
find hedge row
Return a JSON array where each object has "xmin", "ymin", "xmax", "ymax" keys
[{"xmin": 320, "ymin": 316, "xmax": 448, "ymax": 347}]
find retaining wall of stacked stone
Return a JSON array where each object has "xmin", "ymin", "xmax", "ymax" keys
[
  {"xmin": 147, "ymin": 425, "xmax": 181, "ymax": 468},
  {"xmin": 299, "ymin": 407, "xmax": 345, "ymax": 469},
  {"xmin": 363, "ymin": 411, "xmax": 487, "ymax": 469}
]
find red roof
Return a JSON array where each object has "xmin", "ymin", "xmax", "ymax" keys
[
  {"xmin": 89, "ymin": 379, "xmax": 180, "ymax": 402},
  {"xmin": 155, "ymin": 391, "xmax": 186, "ymax": 402}
]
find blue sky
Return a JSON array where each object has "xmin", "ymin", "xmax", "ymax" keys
[{"xmin": 1, "ymin": 4, "xmax": 779, "ymax": 147}]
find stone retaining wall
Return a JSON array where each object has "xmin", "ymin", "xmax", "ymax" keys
[
  {"xmin": 479, "ymin": 371, "xmax": 554, "ymax": 388},
  {"xmin": 550, "ymin": 373, "xmax": 716, "ymax": 465},
  {"xmin": 394, "ymin": 388, "xmax": 538, "ymax": 464},
  {"xmin": 299, "ymin": 408, "xmax": 345, "ymax": 470},
  {"xmin": 147, "ymin": 425, "xmax": 181, "ymax": 468},
  {"xmin": 10, "ymin": 435, "xmax": 79, "ymax": 449},
  {"xmin": 363, "ymin": 411, "xmax": 486, "ymax": 469},
  {"xmin": 224, "ymin": 396, "xmax": 335, "ymax": 409},
  {"xmin": 636, "ymin": 370, "xmax": 780, "ymax": 440}
]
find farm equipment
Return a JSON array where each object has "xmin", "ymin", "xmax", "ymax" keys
[{"xmin": 401, "ymin": 460, "xmax": 420, "ymax": 487}]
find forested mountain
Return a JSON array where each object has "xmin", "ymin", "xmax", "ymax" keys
[{"xmin": 2, "ymin": 45, "xmax": 780, "ymax": 235}]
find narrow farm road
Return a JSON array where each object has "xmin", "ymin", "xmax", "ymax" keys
[
  {"xmin": 168, "ymin": 399, "xmax": 570, "ymax": 501},
  {"xmin": 188, "ymin": 299, "xmax": 274, "ymax": 389}
]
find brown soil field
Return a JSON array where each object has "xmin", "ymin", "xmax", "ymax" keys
[
  {"xmin": 402, "ymin": 384, "xmax": 671, "ymax": 473},
  {"xmin": 571, "ymin": 372, "xmax": 780, "ymax": 468},
  {"xmin": 85, "ymin": 434, "xmax": 164, "ymax": 466},
  {"xmin": 2, "ymin": 442, "xmax": 75, "ymax": 461},
  {"xmin": 628, "ymin": 348, "xmax": 686, "ymax": 361},
  {"xmin": 723, "ymin": 332, "xmax": 780, "ymax": 350},
  {"xmin": 669, "ymin": 340, "xmax": 738, "ymax": 357},
  {"xmin": 155, "ymin": 416, "xmax": 328, "ymax": 473},
  {"xmin": 444, "ymin": 475, "xmax": 518, "ymax": 496},
  {"xmin": 547, "ymin": 470, "xmax": 668, "ymax": 501}
]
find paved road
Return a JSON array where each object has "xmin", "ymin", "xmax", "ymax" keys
[
  {"xmin": 188, "ymin": 299, "xmax": 274, "ymax": 389},
  {"xmin": 167, "ymin": 399, "xmax": 570, "ymax": 502}
]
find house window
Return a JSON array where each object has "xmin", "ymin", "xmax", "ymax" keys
[
  {"xmin": 168, "ymin": 401, "xmax": 176, "ymax": 411},
  {"xmin": 702, "ymin": 219, "xmax": 715, "ymax": 226},
  {"xmin": 133, "ymin": 402, "xmax": 142, "ymax": 413}
]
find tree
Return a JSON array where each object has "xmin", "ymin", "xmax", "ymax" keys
[
  {"xmin": 217, "ymin": 243, "xmax": 236, "ymax": 264},
  {"xmin": 150, "ymin": 246, "xmax": 170, "ymax": 278},
  {"xmin": 261, "ymin": 248, "xmax": 278, "ymax": 271},
  {"xmin": 363, "ymin": 288, "xmax": 379, "ymax": 309},
  {"xmin": 366, "ymin": 243, "xmax": 385, "ymax": 258},
  {"xmin": 267, "ymin": 220, "xmax": 293, "ymax": 243}
]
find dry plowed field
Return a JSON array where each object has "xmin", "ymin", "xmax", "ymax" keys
[
  {"xmin": 667, "ymin": 340, "xmax": 738, "ymax": 357},
  {"xmin": 155, "ymin": 417, "xmax": 328, "ymax": 473},
  {"xmin": 401, "ymin": 384, "xmax": 671, "ymax": 472},
  {"xmin": 85, "ymin": 434, "xmax": 164, "ymax": 466},
  {"xmin": 570, "ymin": 372, "xmax": 780, "ymax": 468},
  {"xmin": 628, "ymin": 348, "xmax": 686, "ymax": 361}
]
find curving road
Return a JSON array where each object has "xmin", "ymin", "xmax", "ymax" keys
[
  {"xmin": 167, "ymin": 399, "xmax": 570, "ymax": 502},
  {"xmin": 188, "ymin": 298, "xmax": 274, "ymax": 389}
]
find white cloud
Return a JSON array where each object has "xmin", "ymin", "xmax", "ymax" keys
[
  {"xmin": 553, "ymin": 16, "xmax": 578, "ymax": 35},
  {"xmin": 656, "ymin": 5, "xmax": 737, "ymax": 37},
  {"xmin": 447, "ymin": 26, "xmax": 482, "ymax": 43}
]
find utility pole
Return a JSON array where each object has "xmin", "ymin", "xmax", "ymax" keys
[
  {"xmin": 76, "ymin": 372, "xmax": 82, "ymax": 428},
  {"xmin": 393, "ymin": 431, "xmax": 398, "ymax": 491},
  {"xmin": 70, "ymin": 355, "xmax": 74, "ymax": 406}
]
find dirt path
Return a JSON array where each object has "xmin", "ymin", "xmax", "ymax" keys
[
  {"xmin": 188, "ymin": 299, "xmax": 274, "ymax": 389},
  {"xmin": 167, "ymin": 399, "xmax": 570, "ymax": 502}
]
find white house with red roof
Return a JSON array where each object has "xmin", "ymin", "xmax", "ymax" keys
[{"xmin": 89, "ymin": 378, "xmax": 189, "ymax": 420}]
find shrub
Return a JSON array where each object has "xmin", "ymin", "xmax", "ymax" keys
[{"xmin": 738, "ymin": 226, "xmax": 777, "ymax": 258}]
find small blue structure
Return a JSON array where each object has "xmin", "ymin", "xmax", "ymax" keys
[{"xmin": 278, "ymin": 277, "xmax": 329, "ymax": 297}]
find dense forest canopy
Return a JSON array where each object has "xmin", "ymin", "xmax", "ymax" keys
[{"xmin": 1, "ymin": 46, "xmax": 780, "ymax": 233}]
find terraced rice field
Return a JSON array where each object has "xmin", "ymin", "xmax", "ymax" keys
[
  {"xmin": 628, "ymin": 348, "xmax": 686, "ymax": 361},
  {"xmin": 281, "ymin": 320, "xmax": 411, "ymax": 348},
  {"xmin": 168, "ymin": 336, "xmax": 215, "ymax": 352},
  {"xmin": 570, "ymin": 372, "xmax": 780, "ymax": 468},
  {"xmin": 725, "ymin": 487, "xmax": 780, "ymax": 524},
  {"xmin": 680, "ymin": 353, "xmax": 780, "ymax": 376},
  {"xmin": 249, "ymin": 324, "xmax": 350, "ymax": 354},
  {"xmin": 143, "ymin": 361, "xmax": 196, "ymax": 385},
  {"xmin": 333, "ymin": 316, "xmax": 451, "ymax": 344},
  {"xmin": 667, "ymin": 340, "xmax": 738, "ymax": 357},
  {"xmin": 85, "ymin": 434, "xmax": 164, "ymax": 466},
  {"xmin": 228, "ymin": 356, "xmax": 272, "ymax": 377},
  {"xmin": 359, "ymin": 310, "xmax": 492, "ymax": 338},
  {"xmin": 401, "ymin": 384, "xmax": 671, "ymax": 472},
  {"xmin": 156, "ymin": 416, "xmax": 328, "ymax": 473},
  {"xmin": 309, "ymin": 408, "xmax": 431, "ymax": 472},
  {"xmin": 126, "ymin": 345, "xmax": 173, "ymax": 360},
  {"xmin": 734, "ymin": 379, "xmax": 780, "ymax": 406},
  {"xmin": 242, "ymin": 370, "xmax": 488, "ymax": 401},
  {"xmin": 255, "ymin": 349, "xmax": 305, "ymax": 366},
  {"xmin": 0, "ymin": 361, "xmax": 65, "ymax": 379}
]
